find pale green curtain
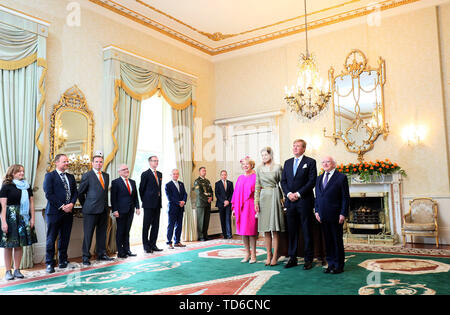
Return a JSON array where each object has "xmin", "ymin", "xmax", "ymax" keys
[
  {"xmin": 0, "ymin": 21, "xmax": 47, "ymax": 269},
  {"xmin": 172, "ymin": 105, "xmax": 196, "ymax": 242},
  {"xmin": 108, "ymin": 88, "xmax": 142, "ymax": 179},
  {"xmin": 0, "ymin": 23, "xmax": 37, "ymax": 61}
]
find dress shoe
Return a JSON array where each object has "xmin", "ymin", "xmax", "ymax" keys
[
  {"xmin": 97, "ymin": 254, "xmax": 114, "ymax": 261},
  {"xmin": 59, "ymin": 261, "xmax": 69, "ymax": 269},
  {"xmin": 82, "ymin": 259, "xmax": 91, "ymax": 266},
  {"xmin": 145, "ymin": 249, "xmax": 153, "ymax": 254},
  {"xmin": 168, "ymin": 244, "xmax": 174, "ymax": 249},
  {"xmin": 303, "ymin": 261, "xmax": 313, "ymax": 270},
  {"xmin": 127, "ymin": 251, "xmax": 137, "ymax": 257},
  {"xmin": 117, "ymin": 253, "xmax": 128, "ymax": 258},
  {"xmin": 199, "ymin": 238, "xmax": 206, "ymax": 241},
  {"xmin": 284, "ymin": 258, "xmax": 298, "ymax": 269},
  {"xmin": 46, "ymin": 265, "xmax": 55, "ymax": 274},
  {"xmin": 323, "ymin": 267, "xmax": 332, "ymax": 274},
  {"xmin": 152, "ymin": 246, "xmax": 163, "ymax": 252},
  {"xmin": 13, "ymin": 269, "xmax": 24, "ymax": 279},
  {"xmin": 5, "ymin": 270, "xmax": 14, "ymax": 280},
  {"xmin": 331, "ymin": 268, "xmax": 344, "ymax": 274},
  {"xmin": 174, "ymin": 243, "xmax": 186, "ymax": 248}
]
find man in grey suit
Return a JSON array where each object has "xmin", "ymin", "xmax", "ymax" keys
[{"xmin": 78, "ymin": 154, "xmax": 113, "ymax": 265}]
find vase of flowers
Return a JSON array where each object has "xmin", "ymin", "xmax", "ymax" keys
[{"xmin": 321, "ymin": 159, "xmax": 406, "ymax": 183}]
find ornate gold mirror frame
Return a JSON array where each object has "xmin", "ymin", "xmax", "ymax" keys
[
  {"xmin": 324, "ymin": 49, "xmax": 389, "ymax": 161},
  {"xmin": 48, "ymin": 85, "xmax": 95, "ymax": 179}
]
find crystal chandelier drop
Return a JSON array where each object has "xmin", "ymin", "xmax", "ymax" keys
[{"xmin": 284, "ymin": 0, "xmax": 331, "ymax": 119}]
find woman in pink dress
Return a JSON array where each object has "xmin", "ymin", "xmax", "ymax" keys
[{"xmin": 231, "ymin": 157, "xmax": 258, "ymax": 263}]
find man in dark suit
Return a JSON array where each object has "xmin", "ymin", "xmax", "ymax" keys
[
  {"xmin": 165, "ymin": 169, "xmax": 188, "ymax": 249},
  {"xmin": 111, "ymin": 164, "xmax": 140, "ymax": 258},
  {"xmin": 139, "ymin": 155, "xmax": 163, "ymax": 253},
  {"xmin": 43, "ymin": 154, "xmax": 78, "ymax": 273},
  {"xmin": 215, "ymin": 170, "xmax": 234, "ymax": 239},
  {"xmin": 281, "ymin": 139, "xmax": 317, "ymax": 269},
  {"xmin": 315, "ymin": 156, "xmax": 350, "ymax": 274},
  {"xmin": 78, "ymin": 154, "xmax": 113, "ymax": 265}
]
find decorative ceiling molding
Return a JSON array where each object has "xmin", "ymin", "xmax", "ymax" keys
[{"xmin": 89, "ymin": 0, "xmax": 426, "ymax": 56}]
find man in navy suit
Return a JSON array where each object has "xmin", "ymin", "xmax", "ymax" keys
[
  {"xmin": 165, "ymin": 169, "xmax": 188, "ymax": 249},
  {"xmin": 215, "ymin": 170, "xmax": 234, "ymax": 239},
  {"xmin": 281, "ymin": 139, "xmax": 317, "ymax": 269},
  {"xmin": 78, "ymin": 154, "xmax": 113, "ymax": 265},
  {"xmin": 315, "ymin": 156, "xmax": 350, "ymax": 274},
  {"xmin": 139, "ymin": 155, "xmax": 163, "ymax": 253},
  {"xmin": 111, "ymin": 164, "xmax": 140, "ymax": 258},
  {"xmin": 43, "ymin": 154, "xmax": 78, "ymax": 273}
]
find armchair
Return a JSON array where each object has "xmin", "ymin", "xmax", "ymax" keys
[{"xmin": 402, "ymin": 198, "xmax": 439, "ymax": 247}]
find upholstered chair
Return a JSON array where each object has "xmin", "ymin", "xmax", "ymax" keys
[{"xmin": 402, "ymin": 198, "xmax": 439, "ymax": 247}]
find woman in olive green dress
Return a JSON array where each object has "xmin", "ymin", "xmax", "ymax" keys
[{"xmin": 254, "ymin": 147, "xmax": 285, "ymax": 266}]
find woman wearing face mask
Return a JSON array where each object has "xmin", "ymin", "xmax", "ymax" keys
[
  {"xmin": 0, "ymin": 164, "xmax": 37, "ymax": 280},
  {"xmin": 231, "ymin": 156, "xmax": 258, "ymax": 264},
  {"xmin": 254, "ymin": 147, "xmax": 285, "ymax": 266}
]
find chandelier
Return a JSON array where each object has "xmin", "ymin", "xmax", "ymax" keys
[{"xmin": 284, "ymin": 0, "xmax": 331, "ymax": 119}]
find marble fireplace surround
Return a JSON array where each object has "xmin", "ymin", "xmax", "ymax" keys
[{"xmin": 346, "ymin": 174, "xmax": 403, "ymax": 244}]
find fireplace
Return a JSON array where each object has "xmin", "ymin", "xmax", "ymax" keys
[
  {"xmin": 344, "ymin": 174, "xmax": 403, "ymax": 245},
  {"xmin": 347, "ymin": 195, "xmax": 385, "ymax": 234}
]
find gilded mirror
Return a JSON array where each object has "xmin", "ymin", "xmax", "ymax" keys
[
  {"xmin": 48, "ymin": 85, "xmax": 94, "ymax": 177},
  {"xmin": 324, "ymin": 49, "xmax": 388, "ymax": 161}
]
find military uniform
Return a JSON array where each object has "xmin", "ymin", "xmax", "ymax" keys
[{"xmin": 194, "ymin": 176, "xmax": 213, "ymax": 240}]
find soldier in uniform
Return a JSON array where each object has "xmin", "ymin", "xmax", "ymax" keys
[{"xmin": 194, "ymin": 167, "xmax": 213, "ymax": 241}]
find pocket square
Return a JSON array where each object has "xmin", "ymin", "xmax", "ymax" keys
[{"xmin": 303, "ymin": 164, "xmax": 308, "ymax": 168}]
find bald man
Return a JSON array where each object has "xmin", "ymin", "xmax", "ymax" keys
[
  {"xmin": 111, "ymin": 164, "xmax": 140, "ymax": 258},
  {"xmin": 314, "ymin": 156, "xmax": 350, "ymax": 274}
]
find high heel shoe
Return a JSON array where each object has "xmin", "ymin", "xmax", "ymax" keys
[
  {"xmin": 249, "ymin": 257, "xmax": 257, "ymax": 264},
  {"xmin": 241, "ymin": 256, "xmax": 250, "ymax": 263}
]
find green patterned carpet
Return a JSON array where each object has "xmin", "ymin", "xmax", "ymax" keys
[{"xmin": 0, "ymin": 242, "xmax": 449, "ymax": 295}]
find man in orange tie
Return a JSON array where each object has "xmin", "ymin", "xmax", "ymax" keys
[
  {"xmin": 111, "ymin": 164, "xmax": 140, "ymax": 258},
  {"xmin": 78, "ymin": 154, "xmax": 113, "ymax": 265},
  {"xmin": 139, "ymin": 156, "xmax": 163, "ymax": 253}
]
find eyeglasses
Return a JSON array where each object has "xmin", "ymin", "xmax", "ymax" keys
[{"xmin": 119, "ymin": 168, "xmax": 129, "ymax": 171}]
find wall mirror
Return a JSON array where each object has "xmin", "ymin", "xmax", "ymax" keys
[
  {"xmin": 48, "ymin": 85, "xmax": 94, "ymax": 178},
  {"xmin": 324, "ymin": 49, "xmax": 389, "ymax": 161}
]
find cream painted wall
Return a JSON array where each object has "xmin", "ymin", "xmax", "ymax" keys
[{"xmin": 215, "ymin": 5, "xmax": 450, "ymax": 243}]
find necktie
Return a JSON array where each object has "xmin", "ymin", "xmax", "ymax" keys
[
  {"xmin": 293, "ymin": 158, "xmax": 299, "ymax": 176},
  {"xmin": 60, "ymin": 173, "xmax": 70, "ymax": 203},
  {"xmin": 125, "ymin": 178, "xmax": 131, "ymax": 195},
  {"xmin": 323, "ymin": 172, "xmax": 330, "ymax": 189},
  {"xmin": 153, "ymin": 170, "xmax": 159, "ymax": 185},
  {"xmin": 98, "ymin": 171, "xmax": 105, "ymax": 189},
  {"xmin": 223, "ymin": 180, "xmax": 227, "ymax": 191}
]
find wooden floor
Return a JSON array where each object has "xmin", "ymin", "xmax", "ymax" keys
[{"xmin": 1, "ymin": 235, "xmax": 449, "ymax": 275}]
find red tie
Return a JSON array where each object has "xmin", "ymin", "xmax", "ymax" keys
[{"xmin": 125, "ymin": 178, "xmax": 131, "ymax": 195}]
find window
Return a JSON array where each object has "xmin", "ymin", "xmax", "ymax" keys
[{"xmin": 129, "ymin": 95, "xmax": 177, "ymax": 245}]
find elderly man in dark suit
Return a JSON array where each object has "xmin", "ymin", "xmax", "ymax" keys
[
  {"xmin": 165, "ymin": 169, "xmax": 188, "ymax": 249},
  {"xmin": 215, "ymin": 170, "xmax": 234, "ymax": 239},
  {"xmin": 139, "ymin": 155, "xmax": 163, "ymax": 253},
  {"xmin": 43, "ymin": 154, "xmax": 78, "ymax": 273},
  {"xmin": 281, "ymin": 139, "xmax": 317, "ymax": 269},
  {"xmin": 315, "ymin": 156, "xmax": 350, "ymax": 274},
  {"xmin": 78, "ymin": 154, "xmax": 113, "ymax": 265},
  {"xmin": 111, "ymin": 164, "xmax": 140, "ymax": 258}
]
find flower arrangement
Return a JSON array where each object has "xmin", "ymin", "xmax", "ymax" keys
[{"xmin": 321, "ymin": 159, "xmax": 406, "ymax": 182}]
